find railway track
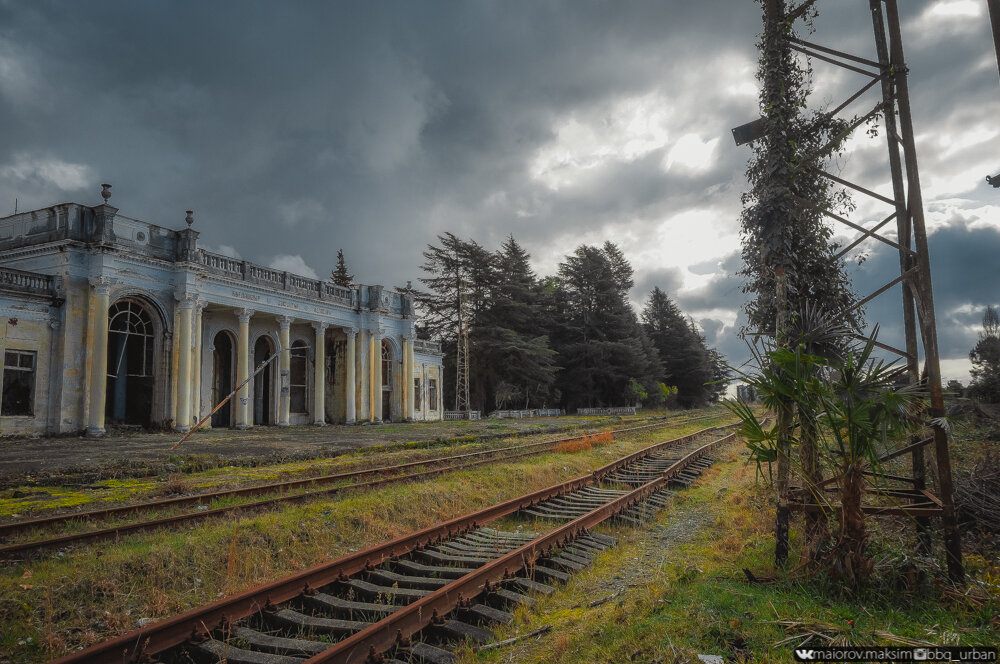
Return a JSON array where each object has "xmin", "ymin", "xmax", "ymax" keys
[
  {"xmin": 51, "ymin": 423, "xmax": 741, "ymax": 664},
  {"xmin": 0, "ymin": 412, "xmax": 732, "ymax": 559}
]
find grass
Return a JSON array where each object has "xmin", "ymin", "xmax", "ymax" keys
[
  {"xmin": 460, "ymin": 430, "xmax": 1000, "ymax": 664},
  {"xmin": 0, "ymin": 410, "xmax": 728, "ymax": 519},
  {"xmin": 554, "ymin": 431, "xmax": 614, "ymax": 454},
  {"xmin": 0, "ymin": 412, "xmax": 735, "ymax": 663}
]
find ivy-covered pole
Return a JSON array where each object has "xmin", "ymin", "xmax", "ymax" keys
[
  {"xmin": 742, "ymin": 0, "xmax": 858, "ymax": 567},
  {"xmin": 761, "ymin": 0, "xmax": 794, "ymax": 567},
  {"xmin": 773, "ymin": 265, "xmax": 792, "ymax": 565}
]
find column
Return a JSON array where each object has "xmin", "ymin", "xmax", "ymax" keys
[
  {"xmin": 175, "ymin": 297, "xmax": 194, "ymax": 432},
  {"xmin": 405, "ymin": 336, "xmax": 416, "ymax": 420},
  {"xmin": 278, "ymin": 316, "xmax": 292, "ymax": 426},
  {"xmin": 437, "ymin": 367, "xmax": 443, "ymax": 420},
  {"xmin": 86, "ymin": 277, "xmax": 111, "ymax": 436},
  {"xmin": 422, "ymin": 362, "xmax": 428, "ymax": 420},
  {"xmin": 235, "ymin": 308, "xmax": 253, "ymax": 429},
  {"xmin": 312, "ymin": 322, "xmax": 327, "ymax": 425},
  {"xmin": 356, "ymin": 328, "xmax": 367, "ymax": 422},
  {"xmin": 400, "ymin": 335, "xmax": 409, "ymax": 421},
  {"xmin": 191, "ymin": 302, "xmax": 203, "ymax": 423},
  {"xmin": 401, "ymin": 335, "xmax": 410, "ymax": 421},
  {"xmin": 345, "ymin": 327, "xmax": 357, "ymax": 424},
  {"xmin": 169, "ymin": 308, "xmax": 180, "ymax": 427},
  {"xmin": 371, "ymin": 329, "xmax": 381, "ymax": 423}
]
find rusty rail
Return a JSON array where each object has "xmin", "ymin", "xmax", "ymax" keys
[
  {"xmin": 306, "ymin": 432, "xmax": 737, "ymax": 664},
  {"xmin": 48, "ymin": 426, "xmax": 730, "ymax": 664}
]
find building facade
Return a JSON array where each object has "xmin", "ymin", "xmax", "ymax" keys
[{"xmin": 0, "ymin": 187, "xmax": 444, "ymax": 435}]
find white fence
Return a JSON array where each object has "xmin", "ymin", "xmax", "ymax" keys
[
  {"xmin": 444, "ymin": 410, "xmax": 481, "ymax": 421},
  {"xmin": 489, "ymin": 408, "xmax": 565, "ymax": 419},
  {"xmin": 576, "ymin": 407, "xmax": 638, "ymax": 416}
]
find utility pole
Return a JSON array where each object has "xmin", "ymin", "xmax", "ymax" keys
[
  {"xmin": 987, "ymin": 0, "xmax": 1000, "ymax": 186},
  {"xmin": 454, "ymin": 281, "xmax": 470, "ymax": 413}
]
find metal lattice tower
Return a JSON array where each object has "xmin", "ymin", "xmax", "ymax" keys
[{"xmin": 735, "ymin": 0, "xmax": 964, "ymax": 580}]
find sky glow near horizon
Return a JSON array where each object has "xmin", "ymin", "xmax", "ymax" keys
[{"xmin": 0, "ymin": 0, "xmax": 997, "ymax": 384}]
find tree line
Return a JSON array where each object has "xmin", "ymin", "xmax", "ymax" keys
[{"xmin": 415, "ymin": 232, "xmax": 728, "ymax": 413}]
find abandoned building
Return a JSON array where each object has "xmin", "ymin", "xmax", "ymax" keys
[{"xmin": 0, "ymin": 185, "xmax": 444, "ymax": 435}]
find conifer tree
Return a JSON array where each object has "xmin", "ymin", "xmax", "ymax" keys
[
  {"xmin": 641, "ymin": 287, "xmax": 722, "ymax": 408},
  {"xmin": 552, "ymin": 244, "xmax": 658, "ymax": 409},
  {"xmin": 476, "ymin": 236, "xmax": 558, "ymax": 409},
  {"xmin": 331, "ymin": 249, "xmax": 354, "ymax": 287}
]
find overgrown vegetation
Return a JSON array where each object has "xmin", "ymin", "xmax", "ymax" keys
[
  {"xmin": 738, "ymin": 0, "xmax": 859, "ymax": 337},
  {"xmin": 736, "ymin": 0, "xmax": 866, "ymax": 570},
  {"xmin": 728, "ymin": 321, "xmax": 923, "ymax": 584},
  {"xmin": 463, "ymin": 437, "xmax": 998, "ymax": 664}
]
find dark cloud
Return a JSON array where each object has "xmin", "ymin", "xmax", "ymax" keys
[
  {"xmin": 675, "ymin": 252, "xmax": 745, "ymax": 314},
  {"xmin": 631, "ymin": 267, "xmax": 686, "ymax": 305},
  {"xmin": 851, "ymin": 223, "xmax": 1000, "ymax": 360},
  {"xmin": 0, "ymin": 0, "xmax": 995, "ymax": 380}
]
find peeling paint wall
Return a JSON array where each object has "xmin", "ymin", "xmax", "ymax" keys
[{"xmin": 0, "ymin": 199, "xmax": 445, "ymax": 434}]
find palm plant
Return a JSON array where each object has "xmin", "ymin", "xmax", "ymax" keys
[
  {"xmin": 814, "ymin": 330, "xmax": 922, "ymax": 583},
  {"xmin": 727, "ymin": 320, "xmax": 923, "ymax": 584}
]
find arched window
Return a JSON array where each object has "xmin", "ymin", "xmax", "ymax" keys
[
  {"xmin": 106, "ymin": 299, "xmax": 157, "ymax": 426},
  {"xmin": 107, "ymin": 300, "xmax": 154, "ymax": 377},
  {"xmin": 289, "ymin": 340, "xmax": 308, "ymax": 413},
  {"xmin": 380, "ymin": 340, "xmax": 393, "ymax": 422},
  {"xmin": 381, "ymin": 340, "xmax": 392, "ymax": 387}
]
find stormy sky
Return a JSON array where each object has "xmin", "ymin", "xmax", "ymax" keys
[{"xmin": 1, "ymin": 1, "xmax": 997, "ymax": 383}]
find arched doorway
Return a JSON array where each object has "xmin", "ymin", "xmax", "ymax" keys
[
  {"xmin": 381, "ymin": 340, "xmax": 393, "ymax": 422},
  {"xmin": 253, "ymin": 336, "xmax": 274, "ymax": 425},
  {"xmin": 106, "ymin": 299, "xmax": 156, "ymax": 427},
  {"xmin": 211, "ymin": 331, "xmax": 235, "ymax": 428}
]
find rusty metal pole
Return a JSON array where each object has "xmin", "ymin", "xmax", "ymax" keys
[
  {"xmin": 869, "ymin": 0, "xmax": 932, "ymax": 554},
  {"xmin": 883, "ymin": 0, "xmax": 964, "ymax": 581}
]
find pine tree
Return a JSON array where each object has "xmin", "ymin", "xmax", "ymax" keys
[
  {"xmin": 552, "ymin": 244, "xmax": 657, "ymax": 409},
  {"xmin": 417, "ymin": 233, "xmax": 467, "ymax": 341},
  {"xmin": 331, "ymin": 249, "xmax": 354, "ymax": 287},
  {"xmin": 476, "ymin": 236, "xmax": 558, "ymax": 409},
  {"xmin": 641, "ymin": 287, "xmax": 723, "ymax": 408},
  {"xmin": 417, "ymin": 233, "xmax": 468, "ymax": 409}
]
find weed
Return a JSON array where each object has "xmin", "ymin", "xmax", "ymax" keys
[{"xmin": 156, "ymin": 474, "xmax": 191, "ymax": 497}]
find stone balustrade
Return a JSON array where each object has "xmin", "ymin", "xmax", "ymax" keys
[
  {"xmin": 198, "ymin": 250, "xmax": 381, "ymax": 310},
  {"xmin": 0, "ymin": 266, "xmax": 58, "ymax": 299}
]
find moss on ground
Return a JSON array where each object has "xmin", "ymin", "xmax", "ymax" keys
[
  {"xmin": 463, "ymin": 435, "xmax": 999, "ymax": 664},
  {"xmin": 0, "ymin": 410, "xmax": 725, "ymax": 519}
]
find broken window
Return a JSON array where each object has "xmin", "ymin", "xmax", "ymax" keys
[
  {"xmin": 2, "ymin": 350, "xmax": 36, "ymax": 416},
  {"xmin": 429, "ymin": 378, "xmax": 438, "ymax": 411},
  {"xmin": 414, "ymin": 378, "xmax": 422, "ymax": 411},
  {"xmin": 290, "ymin": 341, "xmax": 308, "ymax": 413}
]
